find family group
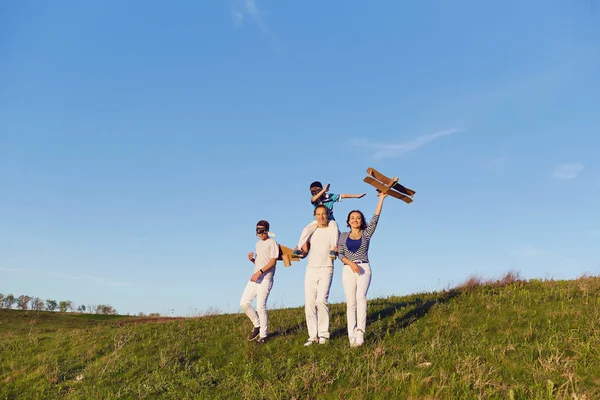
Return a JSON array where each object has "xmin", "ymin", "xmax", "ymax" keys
[{"xmin": 239, "ymin": 180, "xmax": 389, "ymax": 348}]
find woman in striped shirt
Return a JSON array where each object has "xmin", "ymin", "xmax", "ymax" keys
[{"xmin": 337, "ymin": 192, "xmax": 388, "ymax": 347}]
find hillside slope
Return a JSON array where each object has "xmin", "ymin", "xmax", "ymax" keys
[{"xmin": 2, "ymin": 275, "xmax": 599, "ymax": 399}]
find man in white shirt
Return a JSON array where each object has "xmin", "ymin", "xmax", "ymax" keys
[
  {"xmin": 301, "ymin": 205, "xmax": 339, "ymax": 346},
  {"xmin": 239, "ymin": 220, "xmax": 278, "ymax": 343}
]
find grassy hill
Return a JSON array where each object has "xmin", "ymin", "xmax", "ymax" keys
[{"xmin": 2, "ymin": 274, "xmax": 599, "ymax": 399}]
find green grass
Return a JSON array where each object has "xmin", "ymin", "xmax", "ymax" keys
[
  {"xmin": 2, "ymin": 275, "xmax": 600, "ymax": 399},
  {"xmin": 0, "ymin": 309, "xmax": 132, "ymax": 335}
]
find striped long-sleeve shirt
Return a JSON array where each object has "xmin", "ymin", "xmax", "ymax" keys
[{"xmin": 337, "ymin": 214, "xmax": 379, "ymax": 263}]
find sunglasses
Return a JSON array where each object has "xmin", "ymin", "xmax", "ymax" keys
[
  {"xmin": 310, "ymin": 188, "xmax": 322, "ymax": 195},
  {"xmin": 256, "ymin": 228, "xmax": 267, "ymax": 234}
]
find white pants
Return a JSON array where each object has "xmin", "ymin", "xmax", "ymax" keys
[
  {"xmin": 304, "ymin": 266, "xmax": 334, "ymax": 340},
  {"xmin": 297, "ymin": 220, "xmax": 339, "ymax": 249},
  {"xmin": 239, "ymin": 277, "xmax": 273, "ymax": 338},
  {"xmin": 342, "ymin": 262, "xmax": 371, "ymax": 341}
]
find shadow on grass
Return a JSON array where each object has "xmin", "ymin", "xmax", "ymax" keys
[
  {"xmin": 269, "ymin": 321, "xmax": 306, "ymax": 339},
  {"xmin": 330, "ymin": 289, "xmax": 462, "ymax": 339},
  {"xmin": 266, "ymin": 289, "xmax": 462, "ymax": 341}
]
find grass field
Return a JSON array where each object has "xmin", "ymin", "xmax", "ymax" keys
[{"xmin": 2, "ymin": 273, "xmax": 600, "ymax": 399}]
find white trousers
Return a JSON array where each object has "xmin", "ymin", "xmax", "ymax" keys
[
  {"xmin": 342, "ymin": 263, "xmax": 372, "ymax": 341},
  {"xmin": 304, "ymin": 266, "xmax": 334, "ymax": 340},
  {"xmin": 239, "ymin": 277, "xmax": 273, "ymax": 338},
  {"xmin": 297, "ymin": 219, "xmax": 339, "ymax": 249}
]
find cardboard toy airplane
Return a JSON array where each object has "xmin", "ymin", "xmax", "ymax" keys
[
  {"xmin": 278, "ymin": 244, "xmax": 299, "ymax": 267},
  {"xmin": 363, "ymin": 167, "xmax": 416, "ymax": 204}
]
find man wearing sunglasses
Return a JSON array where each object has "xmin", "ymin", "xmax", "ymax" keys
[{"xmin": 239, "ymin": 220, "xmax": 279, "ymax": 343}]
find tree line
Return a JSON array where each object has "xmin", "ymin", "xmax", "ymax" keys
[{"xmin": 0, "ymin": 293, "xmax": 118, "ymax": 315}]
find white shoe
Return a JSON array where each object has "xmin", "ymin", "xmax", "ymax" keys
[
  {"xmin": 318, "ymin": 337, "xmax": 329, "ymax": 344},
  {"xmin": 304, "ymin": 339, "xmax": 317, "ymax": 347},
  {"xmin": 354, "ymin": 329, "xmax": 364, "ymax": 346}
]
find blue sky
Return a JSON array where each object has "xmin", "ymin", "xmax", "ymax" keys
[{"xmin": 2, "ymin": 0, "xmax": 599, "ymax": 316}]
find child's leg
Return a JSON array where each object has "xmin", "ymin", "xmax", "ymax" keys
[
  {"xmin": 296, "ymin": 220, "xmax": 318, "ymax": 250},
  {"xmin": 328, "ymin": 220, "xmax": 339, "ymax": 258},
  {"xmin": 328, "ymin": 220, "xmax": 339, "ymax": 249}
]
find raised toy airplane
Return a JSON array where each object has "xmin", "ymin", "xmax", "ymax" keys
[{"xmin": 363, "ymin": 167, "xmax": 416, "ymax": 204}]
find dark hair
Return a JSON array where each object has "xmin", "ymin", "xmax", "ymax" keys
[
  {"xmin": 256, "ymin": 220, "xmax": 270, "ymax": 231},
  {"xmin": 346, "ymin": 210, "xmax": 367, "ymax": 230},
  {"xmin": 309, "ymin": 181, "xmax": 323, "ymax": 189},
  {"xmin": 313, "ymin": 205, "xmax": 329, "ymax": 216}
]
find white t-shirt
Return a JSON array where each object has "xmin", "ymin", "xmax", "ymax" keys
[
  {"xmin": 254, "ymin": 237, "xmax": 279, "ymax": 278},
  {"xmin": 307, "ymin": 223, "xmax": 339, "ymax": 268}
]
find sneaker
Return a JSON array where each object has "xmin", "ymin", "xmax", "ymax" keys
[
  {"xmin": 354, "ymin": 329, "xmax": 364, "ymax": 346},
  {"xmin": 256, "ymin": 337, "xmax": 267, "ymax": 344},
  {"xmin": 248, "ymin": 327, "xmax": 260, "ymax": 341},
  {"xmin": 318, "ymin": 337, "xmax": 329, "ymax": 345},
  {"xmin": 291, "ymin": 249, "xmax": 305, "ymax": 259},
  {"xmin": 349, "ymin": 334, "xmax": 357, "ymax": 347},
  {"xmin": 303, "ymin": 339, "xmax": 318, "ymax": 346}
]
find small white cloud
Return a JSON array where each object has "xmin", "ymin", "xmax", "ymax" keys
[
  {"xmin": 244, "ymin": 0, "xmax": 258, "ymax": 14},
  {"xmin": 232, "ymin": 0, "xmax": 267, "ymax": 30},
  {"xmin": 552, "ymin": 162, "xmax": 584, "ymax": 180},
  {"xmin": 511, "ymin": 245, "xmax": 550, "ymax": 258},
  {"xmin": 232, "ymin": 11, "xmax": 243, "ymax": 26},
  {"xmin": 351, "ymin": 128, "xmax": 461, "ymax": 160}
]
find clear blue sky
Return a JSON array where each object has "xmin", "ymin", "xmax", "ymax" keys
[{"xmin": 2, "ymin": 1, "xmax": 599, "ymax": 316}]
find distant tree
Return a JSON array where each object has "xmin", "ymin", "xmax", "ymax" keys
[
  {"xmin": 77, "ymin": 304, "xmax": 86, "ymax": 313},
  {"xmin": 138, "ymin": 312, "xmax": 146, "ymax": 317},
  {"xmin": 46, "ymin": 300, "xmax": 58, "ymax": 311},
  {"xmin": 148, "ymin": 312, "xmax": 160, "ymax": 318},
  {"xmin": 59, "ymin": 300, "xmax": 72, "ymax": 313},
  {"xmin": 101, "ymin": 305, "xmax": 112, "ymax": 315},
  {"xmin": 96, "ymin": 304, "xmax": 117, "ymax": 315},
  {"xmin": 31, "ymin": 297, "xmax": 45, "ymax": 311},
  {"xmin": 3, "ymin": 294, "xmax": 16, "ymax": 309},
  {"xmin": 17, "ymin": 295, "xmax": 31, "ymax": 310},
  {"xmin": 0, "ymin": 294, "xmax": 4, "ymax": 308}
]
